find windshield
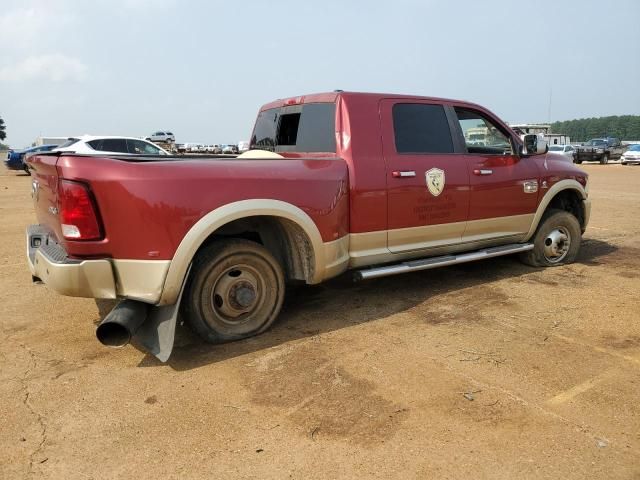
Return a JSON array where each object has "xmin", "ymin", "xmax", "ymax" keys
[
  {"xmin": 585, "ymin": 139, "xmax": 606, "ymax": 146},
  {"xmin": 548, "ymin": 146, "xmax": 563, "ymax": 151},
  {"xmin": 628, "ymin": 145, "xmax": 640, "ymax": 151}
]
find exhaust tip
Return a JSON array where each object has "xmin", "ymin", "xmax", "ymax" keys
[
  {"xmin": 96, "ymin": 299, "xmax": 149, "ymax": 348},
  {"xmin": 96, "ymin": 322, "xmax": 131, "ymax": 348}
]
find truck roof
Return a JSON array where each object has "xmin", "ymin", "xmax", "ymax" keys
[{"xmin": 259, "ymin": 91, "xmax": 482, "ymax": 111}]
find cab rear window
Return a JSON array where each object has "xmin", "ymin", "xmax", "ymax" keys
[{"xmin": 250, "ymin": 103, "xmax": 336, "ymax": 153}]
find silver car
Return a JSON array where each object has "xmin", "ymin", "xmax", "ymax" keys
[
  {"xmin": 146, "ymin": 131, "xmax": 175, "ymax": 143},
  {"xmin": 621, "ymin": 144, "xmax": 640, "ymax": 165},
  {"xmin": 548, "ymin": 144, "xmax": 576, "ymax": 163}
]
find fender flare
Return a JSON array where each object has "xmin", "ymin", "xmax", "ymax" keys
[
  {"xmin": 157, "ymin": 199, "xmax": 326, "ymax": 305},
  {"xmin": 524, "ymin": 179, "xmax": 587, "ymax": 241}
]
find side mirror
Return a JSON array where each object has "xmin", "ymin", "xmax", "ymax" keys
[{"xmin": 521, "ymin": 133, "xmax": 548, "ymax": 156}]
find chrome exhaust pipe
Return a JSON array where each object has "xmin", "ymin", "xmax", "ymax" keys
[{"xmin": 96, "ymin": 300, "xmax": 149, "ymax": 348}]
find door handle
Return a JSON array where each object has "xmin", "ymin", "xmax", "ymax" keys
[
  {"xmin": 473, "ymin": 169, "xmax": 493, "ymax": 176},
  {"xmin": 392, "ymin": 170, "xmax": 416, "ymax": 178}
]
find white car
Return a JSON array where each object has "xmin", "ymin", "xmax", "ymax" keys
[
  {"xmin": 238, "ymin": 140, "xmax": 250, "ymax": 153},
  {"xmin": 146, "ymin": 131, "xmax": 175, "ymax": 143},
  {"xmin": 548, "ymin": 144, "xmax": 576, "ymax": 162},
  {"xmin": 222, "ymin": 144, "xmax": 238, "ymax": 154},
  {"xmin": 621, "ymin": 144, "xmax": 640, "ymax": 165},
  {"xmin": 53, "ymin": 136, "xmax": 170, "ymax": 155}
]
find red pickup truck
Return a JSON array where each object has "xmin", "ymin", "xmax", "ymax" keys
[{"xmin": 26, "ymin": 91, "xmax": 590, "ymax": 361}]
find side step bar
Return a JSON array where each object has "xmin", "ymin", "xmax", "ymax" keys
[{"xmin": 355, "ymin": 243, "xmax": 534, "ymax": 281}]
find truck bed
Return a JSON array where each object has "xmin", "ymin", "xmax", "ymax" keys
[{"xmin": 27, "ymin": 152, "xmax": 349, "ymax": 261}]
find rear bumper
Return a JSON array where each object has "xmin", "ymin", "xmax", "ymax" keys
[
  {"xmin": 576, "ymin": 152, "xmax": 603, "ymax": 161},
  {"xmin": 27, "ymin": 225, "xmax": 117, "ymax": 298},
  {"xmin": 27, "ymin": 225, "xmax": 170, "ymax": 303}
]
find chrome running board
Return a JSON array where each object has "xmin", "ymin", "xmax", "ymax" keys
[{"xmin": 355, "ymin": 243, "xmax": 534, "ymax": 281}]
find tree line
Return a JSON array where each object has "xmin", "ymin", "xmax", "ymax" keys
[{"xmin": 551, "ymin": 115, "xmax": 640, "ymax": 142}]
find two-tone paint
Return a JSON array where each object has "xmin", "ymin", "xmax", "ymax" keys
[{"xmin": 27, "ymin": 91, "xmax": 590, "ymax": 307}]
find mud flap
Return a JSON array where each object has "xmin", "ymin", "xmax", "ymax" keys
[{"xmin": 132, "ymin": 265, "xmax": 191, "ymax": 362}]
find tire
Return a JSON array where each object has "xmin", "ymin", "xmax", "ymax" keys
[
  {"xmin": 182, "ymin": 239, "xmax": 285, "ymax": 344},
  {"xmin": 622, "ymin": 162, "xmax": 628, "ymax": 166},
  {"xmin": 575, "ymin": 158, "xmax": 582, "ymax": 164},
  {"xmin": 600, "ymin": 154, "xmax": 609, "ymax": 165},
  {"xmin": 23, "ymin": 166, "xmax": 31, "ymax": 176},
  {"xmin": 520, "ymin": 209, "xmax": 581, "ymax": 267}
]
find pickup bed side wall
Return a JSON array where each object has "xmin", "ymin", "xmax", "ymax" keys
[{"xmin": 52, "ymin": 156, "xmax": 350, "ymax": 261}]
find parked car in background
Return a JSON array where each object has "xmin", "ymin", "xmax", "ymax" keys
[
  {"xmin": 175, "ymin": 143, "xmax": 186, "ymax": 153},
  {"xmin": 5, "ymin": 144, "xmax": 58, "ymax": 173},
  {"xmin": 238, "ymin": 140, "xmax": 250, "ymax": 153},
  {"xmin": 222, "ymin": 144, "xmax": 238, "ymax": 154},
  {"xmin": 575, "ymin": 137, "xmax": 623, "ymax": 164},
  {"xmin": 205, "ymin": 144, "xmax": 222, "ymax": 153},
  {"xmin": 621, "ymin": 144, "xmax": 640, "ymax": 165},
  {"xmin": 53, "ymin": 136, "xmax": 170, "ymax": 155},
  {"xmin": 548, "ymin": 144, "xmax": 576, "ymax": 163},
  {"xmin": 146, "ymin": 131, "xmax": 175, "ymax": 143}
]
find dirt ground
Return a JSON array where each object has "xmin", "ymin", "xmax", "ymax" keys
[{"xmin": 1, "ymin": 164, "xmax": 639, "ymax": 479}]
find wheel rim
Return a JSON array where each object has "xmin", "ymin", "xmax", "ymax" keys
[
  {"xmin": 211, "ymin": 264, "xmax": 263, "ymax": 325},
  {"xmin": 543, "ymin": 227, "xmax": 571, "ymax": 263}
]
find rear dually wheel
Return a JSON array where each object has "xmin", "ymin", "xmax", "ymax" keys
[{"xmin": 182, "ymin": 239, "xmax": 285, "ymax": 344}]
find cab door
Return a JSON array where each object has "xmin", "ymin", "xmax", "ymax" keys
[
  {"xmin": 450, "ymin": 106, "xmax": 540, "ymax": 242},
  {"xmin": 380, "ymin": 99, "xmax": 470, "ymax": 253}
]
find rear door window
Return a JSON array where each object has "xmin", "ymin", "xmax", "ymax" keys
[{"xmin": 392, "ymin": 103, "xmax": 454, "ymax": 154}]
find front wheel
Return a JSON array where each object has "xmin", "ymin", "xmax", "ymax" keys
[
  {"xmin": 600, "ymin": 154, "xmax": 609, "ymax": 164},
  {"xmin": 182, "ymin": 239, "xmax": 285, "ymax": 344},
  {"xmin": 520, "ymin": 209, "xmax": 581, "ymax": 267}
]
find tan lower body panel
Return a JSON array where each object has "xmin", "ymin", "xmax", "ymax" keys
[
  {"xmin": 320, "ymin": 236, "xmax": 350, "ymax": 280},
  {"xmin": 335, "ymin": 214, "xmax": 535, "ymax": 273},
  {"xmin": 112, "ymin": 260, "xmax": 171, "ymax": 304},
  {"xmin": 462, "ymin": 214, "xmax": 534, "ymax": 243},
  {"xmin": 388, "ymin": 221, "xmax": 466, "ymax": 253}
]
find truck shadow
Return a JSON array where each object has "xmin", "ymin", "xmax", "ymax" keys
[{"xmin": 131, "ymin": 237, "xmax": 617, "ymax": 371}]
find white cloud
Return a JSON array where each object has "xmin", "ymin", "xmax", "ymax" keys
[
  {"xmin": 0, "ymin": 7, "xmax": 73, "ymax": 49},
  {"xmin": 0, "ymin": 54, "xmax": 88, "ymax": 82},
  {"xmin": 0, "ymin": 8, "xmax": 47, "ymax": 47},
  {"xmin": 95, "ymin": 0, "xmax": 176, "ymax": 9}
]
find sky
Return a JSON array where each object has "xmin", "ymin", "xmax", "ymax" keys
[{"xmin": 1, "ymin": 0, "xmax": 639, "ymax": 148}]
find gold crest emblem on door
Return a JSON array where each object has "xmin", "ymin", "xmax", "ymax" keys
[{"xmin": 425, "ymin": 168, "xmax": 445, "ymax": 197}]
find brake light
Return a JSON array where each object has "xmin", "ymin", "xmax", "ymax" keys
[
  {"xmin": 285, "ymin": 96, "xmax": 304, "ymax": 106},
  {"xmin": 58, "ymin": 179, "xmax": 102, "ymax": 240}
]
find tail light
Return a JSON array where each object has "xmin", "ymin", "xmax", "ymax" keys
[{"xmin": 58, "ymin": 179, "xmax": 103, "ymax": 240}]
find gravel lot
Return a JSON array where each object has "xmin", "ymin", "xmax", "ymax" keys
[{"xmin": 1, "ymin": 164, "xmax": 639, "ymax": 479}]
